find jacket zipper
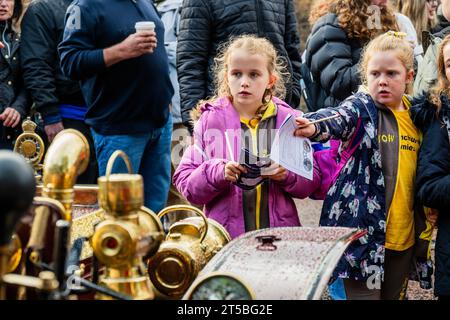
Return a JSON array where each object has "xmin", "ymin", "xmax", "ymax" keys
[{"xmin": 254, "ymin": 0, "xmax": 263, "ymax": 37}]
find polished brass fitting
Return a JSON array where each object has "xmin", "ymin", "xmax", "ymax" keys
[
  {"xmin": 14, "ymin": 118, "xmax": 45, "ymax": 181},
  {"xmin": 41, "ymin": 129, "xmax": 90, "ymax": 221},
  {"xmin": 147, "ymin": 205, "xmax": 231, "ymax": 299},
  {"xmin": 91, "ymin": 151, "xmax": 164, "ymax": 300}
]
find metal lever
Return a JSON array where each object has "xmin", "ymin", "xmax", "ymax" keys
[{"xmin": 53, "ymin": 220, "xmax": 70, "ymax": 293}]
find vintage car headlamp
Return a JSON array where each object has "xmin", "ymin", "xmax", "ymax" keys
[{"xmin": 91, "ymin": 151, "xmax": 164, "ymax": 300}]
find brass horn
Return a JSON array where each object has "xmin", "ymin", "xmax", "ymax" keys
[
  {"xmin": 41, "ymin": 129, "xmax": 90, "ymax": 221},
  {"xmin": 23, "ymin": 129, "xmax": 89, "ymax": 291}
]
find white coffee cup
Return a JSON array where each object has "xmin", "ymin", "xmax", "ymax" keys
[{"xmin": 135, "ymin": 21, "xmax": 155, "ymax": 33}]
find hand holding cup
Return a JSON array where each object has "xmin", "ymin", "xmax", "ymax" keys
[
  {"xmin": 104, "ymin": 21, "xmax": 157, "ymax": 66},
  {"xmin": 134, "ymin": 21, "xmax": 157, "ymax": 53},
  {"xmin": 118, "ymin": 21, "xmax": 157, "ymax": 59}
]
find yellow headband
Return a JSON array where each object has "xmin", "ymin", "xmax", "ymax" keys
[{"xmin": 386, "ymin": 31, "xmax": 407, "ymax": 39}]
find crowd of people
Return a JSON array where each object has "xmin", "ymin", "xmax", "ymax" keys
[{"xmin": 0, "ymin": 0, "xmax": 448, "ymax": 300}]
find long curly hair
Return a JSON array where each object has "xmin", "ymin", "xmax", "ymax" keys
[
  {"xmin": 397, "ymin": 0, "xmax": 437, "ymax": 44},
  {"xmin": 309, "ymin": 0, "xmax": 335, "ymax": 25},
  {"xmin": 429, "ymin": 35, "xmax": 450, "ymax": 114},
  {"xmin": 310, "ymin": 0, "xmax": 399, "ymax": 41},
  {"xmin": 196, "ymin": 35, "xmax": 289, "ymax": 118}
]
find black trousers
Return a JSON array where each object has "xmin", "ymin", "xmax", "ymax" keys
[{"xmin": 0, "ymin": 123, "xmax": 20, "ymax": 150}]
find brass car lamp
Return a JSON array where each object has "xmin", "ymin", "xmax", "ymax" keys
[
  {"xmin": 147, "ymin": 205, "xmax": 231, "ymax": 299},
  {"xmin": 91, "ymin": 151, "xmax": 164, "ymax": 300}
]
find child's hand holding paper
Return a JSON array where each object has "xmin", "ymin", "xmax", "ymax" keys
[
  {"xmin": 224, "ymin": 161, "xmax": 247, "ymax": 183},
  {"xmin": 261, "ymin": 162, "xmax": 287, "ymax": 182}
]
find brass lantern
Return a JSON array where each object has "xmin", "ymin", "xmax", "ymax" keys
[
  {"xmin": 147, "ymin": 205, "xmax": 231, "ymax": 299},
  {"xmin": 91, "ymin": 151, "xmax": 164, "ymax": 300}
]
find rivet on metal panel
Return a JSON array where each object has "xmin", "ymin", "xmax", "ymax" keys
[{"xmin": 255, "ymin": 235, "xmax": 281, "ymax": 251}]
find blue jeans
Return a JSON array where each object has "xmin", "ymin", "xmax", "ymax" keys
[{"xmin": 91, "ymin": 115, "xmax": 172, "ymax": 213}]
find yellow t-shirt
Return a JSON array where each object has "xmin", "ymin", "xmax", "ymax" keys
[
  {"xmin": 385, "ymin": 100, "xmax": 421, "ymax": 251},
  {"xmin": 240, "ymin": 101, "xmax": 276, "ymax": 229}
]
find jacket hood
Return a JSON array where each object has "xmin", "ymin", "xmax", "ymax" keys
[
  {"xmin": 410, "ymin": 94, "xmax": 449, "ymax": 130},
  {"xmin": 189, "ymin": 98, "xmax": 224, "ymax": 124},
  {"xmin": 157, "ymin": 0, "xmax": 183, "ymax": 12},
  {"xmin": 190, "ymin": 106, "xmax": 202, "ymax": 123}
]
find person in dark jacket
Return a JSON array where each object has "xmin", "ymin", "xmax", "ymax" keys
[
  {"xmin": 414, "ymin": 0, "xmax": 450, "ymax": 96},
  {"xmin": 20, "ymin": 0, "xmax": 98, "ymax": 184},
  {"xmin": 59, "ymin": 0, "xmax": 174, "ymax": 213},
  {"xmin": 176, "ymin": 0, "xmax": 302, "ymax": 132},
  {"xmin": 0, "ymin": 0, "xmax": 30, "ymax": 150},
  {"xmin": 431, "ymin": 0, "xmax": 450, "ymax": 35},
  {"xmin": 411, "ymin": 34, "xmax": 450, "ymax": 300},
  {"xmin": 305, "ymin": 0, "xmax": 400, "ymax": 108}
]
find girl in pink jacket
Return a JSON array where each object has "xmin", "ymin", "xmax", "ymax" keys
[{"xmin": 173, "ymin": 35, "xmax": 321, "ymax": 238}]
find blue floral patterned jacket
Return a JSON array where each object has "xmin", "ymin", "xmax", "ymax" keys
[{"xmin": 306, "ymin": 91, "xmax": 431, "ymax": 284}]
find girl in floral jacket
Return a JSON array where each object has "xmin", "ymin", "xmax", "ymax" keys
[{"xmin": 295, "ymin": 32, "xmax": 433, "ymax": 300}]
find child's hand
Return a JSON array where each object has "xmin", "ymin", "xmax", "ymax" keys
[
  {"xmin": 224, "ymin": 161, "xmax": 247, "ymax": 183},
  {"xmin": 261, "ymin": 162, "xmax": 287, "ymax": 182},
  {"xmin": 294, "ymin": 117, "xmax": 316, "ymax": 138}
]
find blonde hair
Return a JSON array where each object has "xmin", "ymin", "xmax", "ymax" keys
[
  {"xmin": 429, "ymin": 35, "xmax": 450, "ymax": 114},
  {"xmin": 359, "ymin": 32, "xmax": 414, "ymax": 94},
  {"xmin": 198, "ymin": 35, "xmax": 288, "ymax": 111},
  {"xmin": 309, "ymin": 0, "xmax": 399, "ymax": 41},
  {"xmin": 397, "ymin": 0, "xmax": 437, "ymax": 44}
]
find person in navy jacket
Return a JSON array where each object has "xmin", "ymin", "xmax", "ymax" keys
[{"xmin": 58, "ymin": 0, "xmax": 174, "ymax": 212}]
